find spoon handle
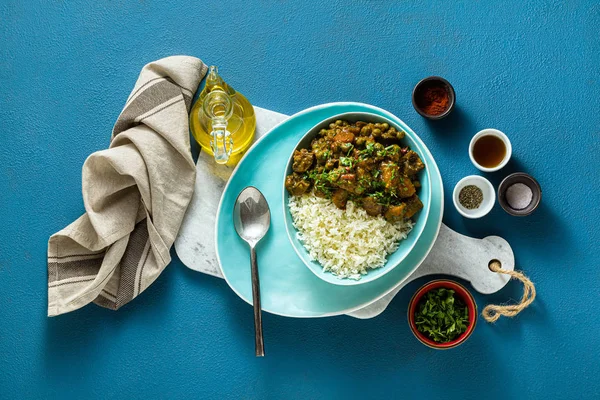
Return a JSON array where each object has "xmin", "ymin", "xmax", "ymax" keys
[{"xmin": 250, "ymin": 247, "xmax": 265, "ymax": 356}]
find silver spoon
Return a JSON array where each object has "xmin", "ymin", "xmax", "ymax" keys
[{"xmin": 233, "ymin": 186, "xmax": 271, "ymax": 357}]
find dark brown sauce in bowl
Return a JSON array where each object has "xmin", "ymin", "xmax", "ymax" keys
[{"xmin": 472, "ymin": 135, "xmax": 506, "ymax": 168}]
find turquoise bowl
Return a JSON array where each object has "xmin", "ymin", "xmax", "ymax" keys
[{"xmin": 282, "ymin": 112, "xmax": 432, "ymax": 285}]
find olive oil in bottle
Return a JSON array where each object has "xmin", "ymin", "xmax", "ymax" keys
[{"xmin": 190, "ymin": 66, "xmax": 256, "ymax": 166}]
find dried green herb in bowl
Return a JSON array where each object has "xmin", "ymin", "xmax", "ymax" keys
[
  {"xmin": 414, "ymin": 288, "xmax": 469, "ymax": 342},
  {"xmin": 458, "ymin": 185, "xmax": 483, "ymax": 209}
]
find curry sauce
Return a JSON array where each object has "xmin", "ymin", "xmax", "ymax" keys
[{"xmin": 285, "ymin": 120, "xmax": 425, "ymax": 221}]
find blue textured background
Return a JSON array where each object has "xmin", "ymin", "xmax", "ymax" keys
[{"xmin": 1, "ymin": 1, "xmax": 599, "ymax": 399}]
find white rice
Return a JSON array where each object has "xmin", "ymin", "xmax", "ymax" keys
[{"xmin": 288, "ymin": 195, "xmax": 414, "ymax": 280}]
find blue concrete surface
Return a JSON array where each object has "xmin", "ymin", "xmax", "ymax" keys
[{"xmin": 1, "ymin": 1, "xmax": 598, "ymax": 398}]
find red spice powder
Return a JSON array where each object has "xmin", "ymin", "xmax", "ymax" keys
[{"xmin": 416, "ymin": 86, "xmax": 450, "ymax": 116}]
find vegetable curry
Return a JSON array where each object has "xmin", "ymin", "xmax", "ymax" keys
[{"xmin": 285, "ymin": 120, "xmax": 425, "ymax": 221}]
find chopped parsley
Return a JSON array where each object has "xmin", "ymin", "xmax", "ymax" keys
[
  {"xmin": 361, "ymin": 143, "xmax": 375, "ymax": 156},
  {"xmin": 414, "ymin": 288, "xmax": 470, "ymax": 343},
  {"xmin": 377, "ymin": 145, "xmax": 400, "ymax": 158},
  {"xmin": 339, "ymin": 157, "xmax": 355, "ymax": 167},
  {"xmin": 345, "ymin": 144, "xmax": 354, "ymax": 156},
  {"xmin": 304, "ymin": 169, "xmax": 342, "ymax": 199},
  {"xmin": 371, "ymin": 190, "xmax": 397, "ymax": 206}
]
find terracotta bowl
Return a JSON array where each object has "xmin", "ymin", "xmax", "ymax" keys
[{"xmin": 408, "ymin": 279, "xmax": 477, "ymax": 349}]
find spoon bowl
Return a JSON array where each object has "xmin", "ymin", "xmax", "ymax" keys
[{"xmin": 234, "ymin": 187, "xmax": 271, "ymax": 246}]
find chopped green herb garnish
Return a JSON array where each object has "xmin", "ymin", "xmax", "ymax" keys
[
  {"xmin": 414, "ymin": 288, "xmax": 469, "ymax": 343},
  {"xmin": 371, "ymin": 190, "xmax": 393, "ymax": 205},
  {"xmin": 362, "ymin": 142, "xmax": 375, "ymax": 155},
  {"xmin": 345, "ymin": 144, "xmax": 354, "ymax": 157},
  {"xmin": 339, "ymin": 157, "xmax": 354, "ymax": 167},
  {"xmin": 377, "ymin": 149, "xmax": 388, "ymax": 157},
  {"xmin": 304, "ymin": 168, "xmax": 343, "ymax": 199}
]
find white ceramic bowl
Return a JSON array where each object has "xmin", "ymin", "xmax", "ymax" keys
[
  {"xmin": 468, "ymin": 128, "xmax": 512, "ymax": 172},
  {"xmin": 453, "ymin": 175, "xmax": 495, "ymax": 218}
]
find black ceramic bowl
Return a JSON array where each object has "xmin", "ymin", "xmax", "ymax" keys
[
  {"xmin": 412, "ymin": 76, "xmax": 456, "ymax": 120},
  {"xmin": 498, "ymin": 172, "xmax": 542, "ymax": 216}
]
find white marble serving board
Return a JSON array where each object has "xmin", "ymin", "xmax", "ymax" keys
[{"xmin": 175, "ymin": 107, "xmax": 513, "ymax": 319}]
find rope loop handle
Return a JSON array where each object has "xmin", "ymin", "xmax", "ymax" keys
[{"xmin": 482, "ymin": 261, "xmax": 536, "ymax": 323}]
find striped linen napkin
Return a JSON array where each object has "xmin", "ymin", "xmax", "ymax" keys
[{"xmin": 47, "ymin": 56, "xmax": 207, "ymax": 316}]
